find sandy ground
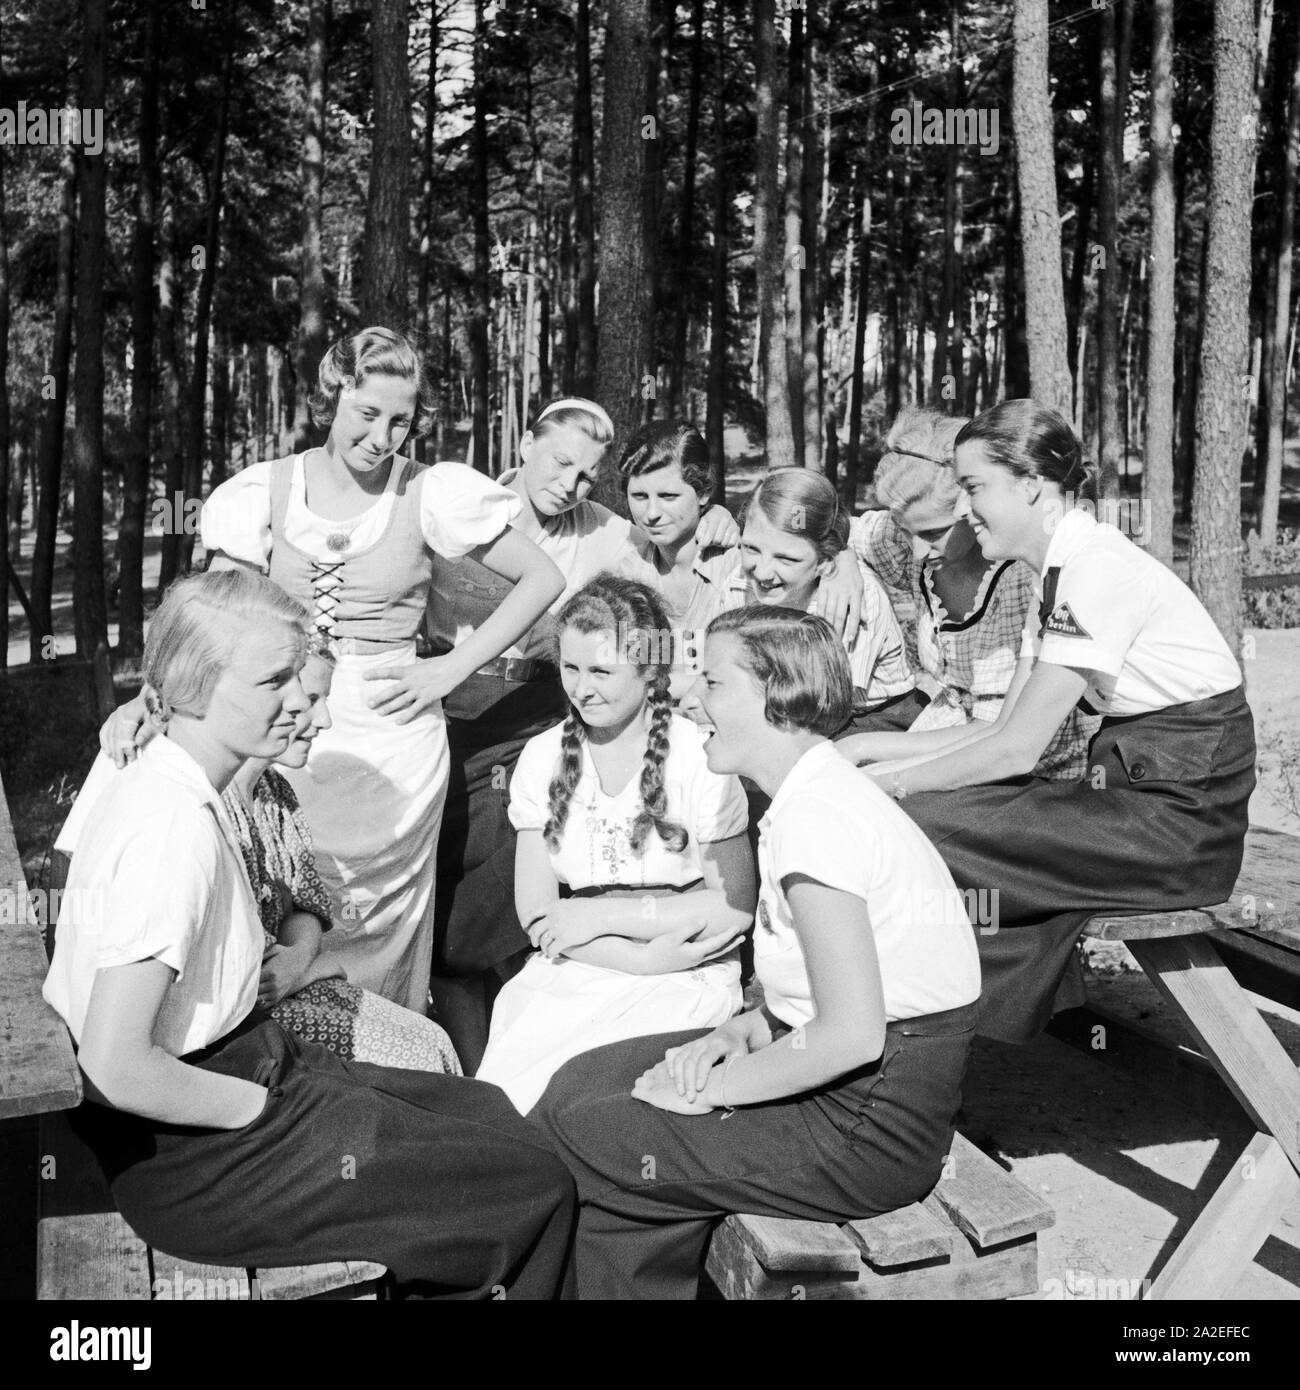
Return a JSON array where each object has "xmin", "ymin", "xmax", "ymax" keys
[{"xmin": 6, "ymin": 517, "xmax": 1300, "ymax": 1301}]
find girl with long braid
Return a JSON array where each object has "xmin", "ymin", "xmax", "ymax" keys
[{"xmin": 475, "ymin": 577, "xmax": 757, "ymax": 1114}]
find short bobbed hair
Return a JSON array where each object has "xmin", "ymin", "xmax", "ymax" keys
[
  {"xmin": 706, "ymin": 605, "xmax": 851, "ymax": 739},
  {"xmin": 743, "ymin": 467, "xmax": 848, "ymax": 562},
  {"xmin": 308, "ymin": 326, "xmax": 436, "ymax": 437},
  {"xmin": 144, "ymin": 570, "xmax": 309, "ymax": 721},
  {"xmin": 618, "ymin": 420, "xmax": 712, "ymax": 500}
]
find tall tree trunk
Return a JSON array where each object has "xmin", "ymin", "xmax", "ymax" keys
[
  {"xmin": 642, "ymin": 0, "xmax": 670, "ymax": 415},
  {"xmin": 1003, "ymin": 175, "xmax": 1031, "ymax": 399},
  {"xmin": 0, "ymin": 35, "xmax": 9, "ymax": 668},
  {"xmin": 72, "ymin": 0, "xmax": 108, "ymax": 658},
  {"xmin": 210, "ymin": 320, "xmax": 232, "ymax": 492},
  {"xmin": 594, "ymin": 0, "xmax": 655, "ymax": 504},
  {"xmin": 1257, "ymin": 9, "xmax": 1299, "ymax": 545},
  {"xmin": 573, "ymin": 0, "xmax": 597, "ymax": 394},
  {"xmin": 754, "ymin": 0, "xmax": 794, "ymax": 464},
  {"xmin": 180, "ymin": 0, "xmax": 235, "ymax": 573},
  {"xmin": 782, "ymin": 3, "xmax": 805, "ymax": 462},
  {"xmin": 1096, "ymin": 0, "xmax": 1123, "ymax": 501},
  {"xmin": 30, "ymin": 150, "xmax": 76, "ymax": 661},
  {"xmin": 799, "ymin": 0, "xmax": 822, "ymax": 470},
  {"xmin": 1191, "ymin": 0, "xmax": 1259, "ymax": 654},
  {"xmin": 846, "ymin": 172, "xmax": 871, "ymax": 502},
  {"xmin": 667, "ymin": 0, "xmax": 706, "ymax": 418},
  {"xmin": 157, "ymin": 199, "xmax": 187, "ymax": 593},
  {"xmin": 1011, "ymin": 0, "xmax": 1071, "ymax": 413},
  {"xmin": 468, "ymin": 0, "xmax": 491, "ymax": 472},
  {"xmin": 885, "ymin": 161, "xmax": 902, "ymax": 420},
  {"xmin": 360, "ymin": 0, "xmax": 410, "ymax": 325},
  {"xmin": 118, "ymin": 0, "xmax": 160, "ymax": 657},
  {"xmin": 1144, "ymin": 0, "xmax": 1176, "ymax": 567},
  {"xmin": 294, "ymin": 0, "xmax": 329, "ymax": 452},
  {"xmin": 705, "ymin": 0, "xmax": 727, "ymax": 504}
]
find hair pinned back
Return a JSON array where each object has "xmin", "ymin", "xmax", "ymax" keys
[
  {"xmin": 706, "ymin": 605, "xmax": 852, "ymax": 738},
  {"xmin": 530, "ymin": 397, "xmax": 615, "ymax": 450},
  {"xmin": 543, "ymin": 574, "xmax": 688, "ymax": 856},
  {"xmin": 743, "ymin": 467, "xmax": 848, "ymax": 561},
  {"xmin": 873, "ymin": 408, "xmax": 968, "ymax": 514},
  {"xmin": 955, "ymin": 399, "xmax": 1097, "ymax": 499},
  {"xmin": 309, "ymin": 326, "xmax": 436, "ymax": 437},
  {"xmin": 145, "ymin": 570, "xmax": 309, "ymax": 720}
]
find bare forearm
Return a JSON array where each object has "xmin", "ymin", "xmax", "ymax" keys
[
  {"xmin": 562, "ymin": 937, "xmax": 653, "ymax": 972},
  {"xmin": 872, "ymin": 724, "xmax": 1036, "ymax": 792},
  {"xmin": 83, "ymin": 1047, "xmax": 266, "ymax": 1129},
  {"xmin": 447, "ymin": 570, "xmax": 563, "ymax": 678},
  {"xmin": 839, "ymin": 721, "xmax": 976, "ymax": 765},
  {"xmin": 277, "ymin": 911, "xmax": 323, "ymax": 955},
  {"xmin": 700, "ymin": 1020, "xmax": 883, "ymax": 1107}
]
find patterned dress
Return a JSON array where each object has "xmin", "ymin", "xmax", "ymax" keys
[
  {"xmin": 849, "ymin": 510, "xmax": 1094, "ymax": 780},
  {"xmin": 223, "ymin": 769, "xmax": 461, "ymax": 1073}
]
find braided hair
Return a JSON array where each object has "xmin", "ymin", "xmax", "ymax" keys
[{"xmin": 543, "ymin": 575, "xmax": 689, "ymax": 856}]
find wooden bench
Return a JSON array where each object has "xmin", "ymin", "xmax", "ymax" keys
[
  {"xmin": 1051, "ymin": 826, "xmax": 1300, "ymax": 1299},
  {"xmin": 705, "ymin": 1132, "xmax": 1054, "ymax": 1300},
  {"xmin": 8, "ymin": 807, "xmax": 388, "ymax": 1301}
]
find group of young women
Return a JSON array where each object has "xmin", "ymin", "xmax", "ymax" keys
[{"xmin": 45, "ymin": 324, "xmax": 1255, "ymax": 1299}]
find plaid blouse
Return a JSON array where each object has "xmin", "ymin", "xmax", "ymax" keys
[{"xmin": 849, "ymin": 510, "xmax": 1093, "ymax": 780}]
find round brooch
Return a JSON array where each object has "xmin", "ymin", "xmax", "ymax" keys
[{"xmin": 326, "ymin": 532, "xmax": 351, "ymax": 553}]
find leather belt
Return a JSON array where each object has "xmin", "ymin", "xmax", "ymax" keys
[{"xmin": 472, "ymin": 655, "xmax": 558, "ymax": 683}]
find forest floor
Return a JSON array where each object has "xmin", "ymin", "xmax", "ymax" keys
[{"xmin": 2, "ymin": 444, "xmax": 1300, "ymax": 1299}]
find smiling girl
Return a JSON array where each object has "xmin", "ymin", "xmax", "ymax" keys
[
  {"xmin": 424, "ymin": 403, "xmax": 742, "ymax": 1068},
  {"xmin": 839, "ymin": 408, "xmax": 1092, "ymax": 778},
  {"xmin": 534, "ymin": 606, "xmax": 980, "ymax": 1299},
  {"xmin": 474, "ymin": 576, "xmax": 756, "ymax": 1114},
  {"xmin": 860, "ymin": 400, "xmax": 1255, "ymax": 1041},
  {"xmin": 45, "ymin": 571, "xmax": 574, "ymax": 1297},
  {"xmin": 720, "ymin": 468, "xmax": 915, "ymax": 732},
  {"xmin": 132, "ymin": 327, "xmax": 564, "ymax": 1016}
]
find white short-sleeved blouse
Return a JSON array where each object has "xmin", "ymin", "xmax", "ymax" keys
[
  {"xmin": 508, "ymin": 714, "xmax": 747, "ymax": 888},
  {"xmin": 201, "ymin": 454, "xmax": 520, "ymax": 571},
  {"xmin": 754, "ymin": 741, "xmax": 981, "ymax": 1028},
  {"xmin": 43, "ymin": 737, "xmax": 265, "ymax": 1057}
]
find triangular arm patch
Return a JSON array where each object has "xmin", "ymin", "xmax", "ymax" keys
[{"xmin": 1043, "ymin": 602, "xmax": 1092, "ymax": 640}]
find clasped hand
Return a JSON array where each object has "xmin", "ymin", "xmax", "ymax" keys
[{"xmin": 363, "ymin": 654, "xmax": 464, "ymax": 722}]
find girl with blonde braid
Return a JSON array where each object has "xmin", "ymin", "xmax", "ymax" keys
[{"xmin": 475, "ymin": 576, "xmax": 757, "ymax": 1114}]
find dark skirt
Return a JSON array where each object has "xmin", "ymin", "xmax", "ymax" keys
[
  {"xmin": 901, "ymin": 686, "xmax": 1256, "ymax": 1042},
  {"xmin": 70, "ymin": 1013, "xmax": 575, "ymax": 1298},
  {"xmin": 838, "ymin": 686, "xmax": 931, "ymax": 737},
  {"xmin": 432, "ymin": 673, "xmax": 568, "ymax": 976},
  {"xmin": 534, "ymin": 1002, "xmax": 978, "ymax": 1300}
]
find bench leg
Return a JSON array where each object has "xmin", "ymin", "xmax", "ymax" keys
[
  {"xmin": 1145, "ymin": 1133, "xmax": 1300, "ymax": 1300},
  {"xmin": 1126, "ymin": 936, "xmax": 1300, "ymax": 1298}
]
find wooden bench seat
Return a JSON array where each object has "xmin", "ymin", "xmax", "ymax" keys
[
  {"xmin": 36, "ymin": 1107, "xmax": 386, "ymax": 1301},
  {"xmin": 705, "ymin": 1132, "xmax": 1054, "ymax": 1300}
]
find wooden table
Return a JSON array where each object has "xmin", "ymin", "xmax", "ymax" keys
[
  {"xmin": 1081, "ymin": 827, "xmax": 1300, "ymax": 1299},
  {"xmin": 0, "ymin": 770, "xmax": 81, "ymax": 1120}
]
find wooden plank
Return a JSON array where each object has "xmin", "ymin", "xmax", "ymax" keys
[
  {"xmin": 705, "ymin": 1218, "xmax": 859, "ymax": 1299},
  {"xmin": 1209, "ymin": 929, "xmax": 1300, "ymax": 1013},
  {"xmin": 1146, "ymin": 1133, "xmax": 1300, "ymax": 1301},
  {"xmin": 930, "ymin": 1133, "xmax": 1055, "ymax": 1249},
  {"xmin": 149, "ymin": 1252, "xmax": 250, "ymax": 1301},
  {"xmin": 726, "ymin": 1213, "xmax": 863, "ymax": 1273},
  {"xmin": 0, "ymin": 768, "xmax": 82, "ymax": 1120},
  {"xmin": 37, "ymin": 1212, "xmax": 151, "ymax": 1300},
  {"xmin": 1230, "ymin": 828, "xmax": 1300, "ymax": 949},
  {"xmin": 254, "ymin": 1261, "xmax": 387, "ymax": 1301},
  {"xmin": 1084, "ymin": 910, "xmax": 1217, "ymax": 942},
  {"xmin": 1127, "ymin": 935, "xmax": 1300, "ymax": 1182},
  {"xmin": 706, "ymin": 1218, "xmax": 1040, "ymax": 1300},
  {"xmin": 845, "ymin": 1202, "xmax": 953, "ymax": 1267}
]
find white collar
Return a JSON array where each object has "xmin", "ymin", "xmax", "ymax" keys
[{"xmin": 1040, "ymin": 506, "xmax": 1098, "ymax": 582}]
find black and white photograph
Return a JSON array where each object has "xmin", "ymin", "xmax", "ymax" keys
[{"xmin": 0, "ymin": 0, "xmax": 1297, "ymax": 1349}]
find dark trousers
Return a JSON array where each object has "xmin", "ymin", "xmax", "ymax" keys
[
  {"xmin": 73, "ymin": 1014, "xmax": 576, "ymax": 1299},
  {"xmin": 533, "ymin": 1005, "xmax": 976, "ymax": 1300},
  {"xmin": 902, "ymin": 687, "xmax": 1257, "ymax": 1042},
  {"xmin": 433, "ymin": 674, "xmax": 568, "ymax": 976}
]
